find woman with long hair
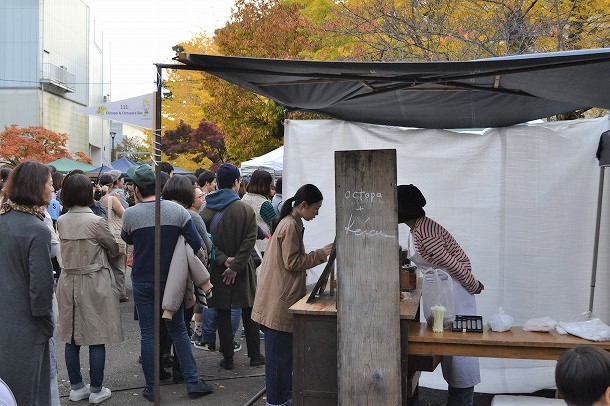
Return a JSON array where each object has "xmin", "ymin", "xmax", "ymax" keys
[
  {"xmin": 99, "ymin": 172, "xmax": 129, "ymax": 302},
  {"xmin": 0, "ymin": 161, "xmax": 55, "ymax": 405},
  {"xmin": 251, "ymin": 184, "xmax": 333, "ymax": 406},
  {"xmin": 241, "ymin": 169, "xmax": 276, "ymax": 254},
  {"xmin": 55, "ymin": 174, "xmax": 123, "ymax": 404}
]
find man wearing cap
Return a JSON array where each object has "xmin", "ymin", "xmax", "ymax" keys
[
  {"xmin": 121, "ymin": 164, "xmax": 214, "ymax": 401},
  {"xmin": 201, "ymin": 163, "xmax": 265, "ymax": 370},
  {"xmin": 397, "ymin": 184, "xmax": 483, "ymax": 406}
]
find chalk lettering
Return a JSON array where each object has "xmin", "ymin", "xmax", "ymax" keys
[
  {"xmin": 344, "ymin": 214, "xmax": 393, "ymax": 238},
  {"xmin": 344, "ymin": 189, "xmax": 384, "ymax": 203}
]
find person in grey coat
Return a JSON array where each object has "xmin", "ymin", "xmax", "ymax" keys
[{"xmin": 0, "ymin": 161, "xmax": 55, "ymax": 406}]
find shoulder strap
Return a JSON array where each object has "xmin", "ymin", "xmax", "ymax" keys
[
  {"xmin": 107, "ymin": 195, "xmax": 114, "ymax": 222},
  {"xmin": 209, "ymin": 204, "xmax": 231, "ymax": 234}
]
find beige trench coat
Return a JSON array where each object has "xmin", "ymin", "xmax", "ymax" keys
[
  {"xmin": 56, "ymin": 206, "xmax": 124, "ymax": 345},
  {"xmin": 252, "ymin": 215, "xmax": 327, "ymax": 332}
]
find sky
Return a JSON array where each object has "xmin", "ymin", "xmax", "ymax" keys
[{"xmin": 86, "ymin": 0, "xmax": 235, "ymax": 101}]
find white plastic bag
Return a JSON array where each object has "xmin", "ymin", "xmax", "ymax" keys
[
  {"xmin": 421, "ymin": 268, "xmax": 455, "ymax": 329},
  {"xmin": 487, "ymin": 307, "xmax": 514, "ymax": 332},
  {"xmin": 556, "ymin": 312, "xmax": 610, "ymax": 342},
  {"xmin": 522, "ymin": 317, "xmax": 557, "ymax": 332}
]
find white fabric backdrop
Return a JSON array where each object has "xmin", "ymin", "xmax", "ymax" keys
[{"xmin": 283, "ymin": 117, "xmax": 610, "ymax": 393}]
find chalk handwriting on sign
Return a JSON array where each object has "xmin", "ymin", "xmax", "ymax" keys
[
  {"xmin": 344, "ymin": 214, "xmax": 394, "ymax": 239},
  {"xmin": 344, "ymin": 189, "xmax": 383, "ymax": 203}
]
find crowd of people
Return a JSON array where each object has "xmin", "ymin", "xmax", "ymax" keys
[{"xmin": 0, "ymin": 160, "xmax": 608, "ymax": 406}]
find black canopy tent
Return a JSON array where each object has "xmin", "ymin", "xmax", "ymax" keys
[{"xmin": 172, "ymin": 48, "xmax": 610, "ymax": 129}]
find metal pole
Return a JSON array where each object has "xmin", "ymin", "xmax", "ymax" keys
[
  {"xmin": 110, "ymin": 131, "xmax": 116, "ymax": 162},
  {"xmin": 589, "ymin": 166, "xmax": 605, "ymax": 313},
  {"xmin": 153, "ymin": 66, "xmax": 163, "ymax": 406}
]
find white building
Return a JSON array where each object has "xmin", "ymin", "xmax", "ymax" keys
[{"xmin": 0, "ymin": 0, "xmax": 111, "ymax": 164}]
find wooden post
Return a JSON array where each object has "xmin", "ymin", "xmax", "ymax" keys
[{"xmin": 335, "ymin": 149, "xmax": 401, "ymax": 405}]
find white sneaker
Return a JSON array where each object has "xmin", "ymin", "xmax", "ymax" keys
[
  {"xmin": 69, "ymin": 384, "xmax": 90, "ymax": 401},
  {"xmin": 88, "ymin": 387, "xmax": 111, "ymax": 404}
]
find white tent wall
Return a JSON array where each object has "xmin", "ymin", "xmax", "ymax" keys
[{"xmin": 283, "ymin": 117, "xmax": 610, "ymax": 393}]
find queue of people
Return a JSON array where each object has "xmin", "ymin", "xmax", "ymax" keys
[{"xmin": 2, "ymin": 159, "xmax": 607, "ymax": 406}]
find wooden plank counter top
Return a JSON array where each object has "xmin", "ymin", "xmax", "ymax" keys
[
  {"xmin": 408, "ymin": 322, "xmax": 610, "ymax": 360},
  {"xmin": 289, "ymin": 289, "xmax": 422, "ymax": 320}
]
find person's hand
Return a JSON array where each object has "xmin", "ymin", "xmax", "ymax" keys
[
  {"xmin": 322, "ymin": 243, "xmax": 333, "ymax": 257},
  {"xmin": 222, "ymin": 268, "xmax": 237, "ymax": 285},
  {"xmin": 474, "ymin": 281, "xmax": 484, "ymax": 294},
  {"xmin": 224, "ymin": 257, "xmax": 235, "ymax": 268}
]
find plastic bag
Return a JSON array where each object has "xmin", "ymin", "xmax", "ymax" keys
[
  {"xmin": 522, "ymin": 317, "xmax": 557, "ymax": 332},
  {"xmin": 557, "ymin": 311, "xmax": 610, "ymax": 342},
  {"xmin": 421, "ymin": 268, "xmax": 455, "ymax": 329},
  {"xmin": 487, "ymin": 307, "xmax": 514, "ymax": 332}
]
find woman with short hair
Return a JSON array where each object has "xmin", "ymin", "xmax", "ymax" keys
[
  {"xmin": 242, "ymin": 169, "xmax": 277, "ymax": 254},
  {"xmin": 0, "ymin": 161, "xmax": 55, "ymax": 406},
  {"xmin": 55, "ymin": 173, "xmax": 123, "ymax": 404}
]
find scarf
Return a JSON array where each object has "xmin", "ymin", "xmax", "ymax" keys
[{"xmin": 0, "ymin": 198, "xmax": 46, "ymax": 221}]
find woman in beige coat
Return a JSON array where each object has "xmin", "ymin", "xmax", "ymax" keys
[
  {"xmin": 56, "ymin": 174, "xmax": 123, "ymax": 404},
  {"xmin": 252, "ymin": 184, "xmax": 333, "ymax": 406}
]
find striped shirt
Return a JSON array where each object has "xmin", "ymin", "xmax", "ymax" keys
[{"xmin": 412, "ymin": 216, "xmax": 481, "ymax": 294}]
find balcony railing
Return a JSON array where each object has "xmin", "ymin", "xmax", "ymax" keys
[{"xmin": 41, "ymin": 63, "xmax": 76, "ymax": 92}]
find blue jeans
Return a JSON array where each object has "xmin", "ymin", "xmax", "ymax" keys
[
  {"xmin": 447, "ymin": 385, "xmax": 474, "ymax": 406},
  {"xmin": 65, "ymin": 341, "xmax": 105, "ymax": 392},
  {"xmin": 262, "ymin": 326, "xmax": 292, "ymax": 405},
  {"xmin": 132, "ymin": 281, "xmax": 199, "ymax": 388},
  {"xmin": 201, "ymin": 307, "xmax": 241, "ymax": 343}
]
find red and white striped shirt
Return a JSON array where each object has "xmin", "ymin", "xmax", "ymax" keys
[{"xmin": 412, "ymin": 216, "xmax": 481, "ymax": 294}]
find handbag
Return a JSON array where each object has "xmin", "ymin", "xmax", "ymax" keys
[{"xmin": 108, "ymin": 195, "xmax": 127, "ymax": 255}]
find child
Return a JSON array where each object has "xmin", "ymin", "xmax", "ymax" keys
[{"xmin": 555, "ymin": 346, "xmax": 610, "ymax": 406}]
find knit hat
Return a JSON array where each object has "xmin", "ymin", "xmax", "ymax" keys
[
  {"xmin": 216, "ymin": 163, "xmax": 241, "ymax": 189},
  {"xmin": 128, "ymin": 164, "xmax": 155, "ymax": 190},
  {"xmin": 397, "ymin": 184, "xmax": 426, "ymax": 220},
  {"xmin": 108, "ymin": 169, "xmax": 123, "ymax": 183}
]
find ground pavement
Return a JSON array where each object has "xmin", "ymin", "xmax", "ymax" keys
[{"xmin": 54, "ymin": 267, "xmax": 501, "ymax": 405}]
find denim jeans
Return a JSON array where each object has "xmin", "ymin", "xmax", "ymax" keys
[
  {"xmin": 132, "ymin": 281, "xmax": 199, "ymax": 388},
  {"xmin": 201, "ymin": 307, "xmax": 241, "ymax": 343},
  {"xmin": 447, "ymin": 385, "xmax": 474, "ymax": 406},
  {"xmin": 263, "ymin": 326, "xmax": 293, "ymax": 405},
  {"xmin": 65, "ymin": 341, "xmax": 105, "ymax": 392}
]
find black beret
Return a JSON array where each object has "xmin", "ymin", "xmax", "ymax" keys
[{"xmin": 397, "ymin": 184, "xmax": 426, "ymax": 208}]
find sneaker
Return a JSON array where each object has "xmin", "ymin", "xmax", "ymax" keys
[
  {"xmin": 69, "ymin": 384, "xmax": 90, "ymax": 401},
  {"xmin": 250, "ymin": 355, "xmax": 265, "ymax": 367},
  {"xmin": 219, "ymin": 358, "xmax": 235, "ymax": 370},
  {"xmin": 193, "ymin": 340, "xmax": 216, "ymax": 351},
  {"xmin": 159, "ymin": 369, "xmax": 172, "ymax": 380},
  {"xmin": 233, "ymin": 341, "xmax": 242, "ymax": 352},
  {"xmin": 190, "ymin": 332, "xmax": 202, "ymax": 344},
  {"xmin": 142, "ymin": 386, "xmax": 155, "ymax": 402},
  {"xmin": 89, "ymin": 387, "xmax": 111, "ymax": 404},
  {"xmin": 186, "ymin": 379, "xmax": 214, "ymax": 397}
]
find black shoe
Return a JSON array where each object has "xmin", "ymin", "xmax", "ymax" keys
[
  {"xmin": 250, "ymin": 355, "xmax": 265, "ymax": 367},
  {"xmin": 186, "ymin": 379, "xmax": 214, "ymax": 397},
  {"xmin": 142, "ymin": 387, "xmax": 155, "ymax": 402},
  {"xmin": 159, "ymin": 369, "xmax": 172, "ymax": 380},
  {"xmin": 219, "ymin": 358, "xmax": 235, "ymax": 370},
  {"xmin": 172, "ymin": 368, "xmax": 184, "ymax": 384}
]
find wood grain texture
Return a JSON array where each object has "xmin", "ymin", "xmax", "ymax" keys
[
  {"xmin": 408, "ymin": 322, "xmax": 610, "ymax": 360},
  {"xmin": 335, "ymin": 149, "xmax": 401, "ymax": 405}
]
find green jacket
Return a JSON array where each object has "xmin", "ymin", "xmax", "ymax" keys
[{"xmin": 201, "ymin": 197, "xmax": 258, "ymax": 309}]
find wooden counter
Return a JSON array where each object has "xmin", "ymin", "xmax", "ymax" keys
[
  {"xmin": 408, "ymin": 322, "xmax": 610, "ymax": 360},
  {"xmin": 289, "ymin": 290, "xmax": 422, "ymax": 406}
]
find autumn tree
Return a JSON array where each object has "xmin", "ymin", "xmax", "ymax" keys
[
  {"xmin": 115, "ymin": 135, "xmax": 151, "ymax": 163},
  {"xmin": 0, "ymin": 125, "xmax": 91, "ymax": 166},
  {"xmin": 162, "ymin": 119, "xmax": 228, "ymax": 169}
]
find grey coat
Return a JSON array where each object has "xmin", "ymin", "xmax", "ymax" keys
[
  {"xmin": 0, "ymin": 210, "xmax": 54, "ymax": 406},
  {"xmin": 56, "ymin": 206, "xmax": 124, "ymax": 345}
]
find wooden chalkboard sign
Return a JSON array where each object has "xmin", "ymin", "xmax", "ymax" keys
[{"xmin": 335, "ymin": 149, "xmax": 401, "ymax": 405}]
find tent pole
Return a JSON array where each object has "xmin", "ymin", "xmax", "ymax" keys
[{"xmin": 589, "ymin": 166, "xmax": 605, "ymax": 313}]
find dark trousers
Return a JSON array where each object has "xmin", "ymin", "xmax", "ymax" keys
[
  {"xmin": 217, "ymin": 307, "xmax": 261, "ymax": 359},
  {"xmin": 263, "ymin": 327, "xmax": 293, "ymax": 405},
  {"xmin": 447, "ymin": 385, "xmax": 474, "ymax": 406},
  {"xmin": 172, "ymin": 305, "xmax": 194, "ymax": 376},
  {"xmin": 65, "ymin": 341, "xmax": 105, "ymax": 391}
]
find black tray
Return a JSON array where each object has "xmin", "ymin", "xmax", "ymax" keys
[{"xmin": 452, "ymin": 315, "xmax": 483, "ymax": 332}]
